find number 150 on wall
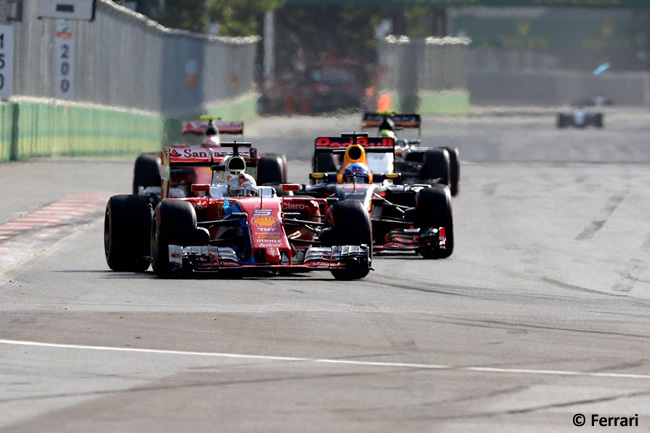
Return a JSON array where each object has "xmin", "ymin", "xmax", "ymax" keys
[{"xmin": 0, "ymin": 25, "xmax": 14, "ymax": 100}]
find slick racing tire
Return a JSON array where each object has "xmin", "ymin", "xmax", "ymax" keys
[
  {"xmin": 257, "ymin": 95, "xmax": 271, "ymax": 116},
  {"xmin": 258, "ymin": 154, "xmax": 287, "ymax": 185},
  {"xmin": 421, "ymin": 149, "xmax": 450, "ymax": 187},
  {"xmin": 442, "ymin": 146, "xmax": 460, "ymax": 197},
  {"xmin": 556, "ymin": 114, "xmax": 566, "ymax": 129},
  {"xmin": 132, "ymin": 153, "xmax": 161, "ymax": 195},
  {"xmin": 326, "ymin": 201, "xmax": 372, "ymax": 280},
  {"xmin": 311, "ymin": 152, "xmax": 338, "ymax": 174},
  {"xmin": 416, "ymin": 186, "xmax": 454, "ymax": 259},
  {"xmin": 104, "ymin": 194, "xmax": 152, "ymax": 272},
  {"xmin": 151, "ymin": 200, "xmax": 197, "ymax": 278},
  {"xmin": 593, "ymin": 113, "xmax": 604, "ymax": 128}
]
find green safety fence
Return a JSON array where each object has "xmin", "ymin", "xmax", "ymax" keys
[
  {"xmin": 0, "ymin": 101, "xmax": 165, "ymax": 162},
  {"xmin": 164, "ymin": 93, "xmax": 260, "ymax": 146},
  {"xmin": 0, "ymin": 94, "xmax": 261, "ymax": 163},
  {"xmin": 379, "ymin": 90, "xmax": 469, "ymax": 116},
  {"xmin": 0, "ymin": 103, "xmax": 13, "ymax": 162},
  {"xmin": 204, "ymin": 93, "xmax": 259, "ymax": 122}
]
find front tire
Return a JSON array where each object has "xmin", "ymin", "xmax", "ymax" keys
[
  {"xmin": 325, "ymin": 201, "xmax": 372, "ymax": 280},
  {"xmin": 104, "ymin": 194, "xmax": 152, "ymax": 272},
  {"xmin": 416, "ymin": 187, "xmax": 454, "ymax": 259},
  {"xmin": 151, "ymin": 200, "xmax": 197, "ymax": 278}
]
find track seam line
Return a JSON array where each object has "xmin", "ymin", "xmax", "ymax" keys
[{"xmin": 1, "ymin": 338, "xmax": 649, "ymax": 380}]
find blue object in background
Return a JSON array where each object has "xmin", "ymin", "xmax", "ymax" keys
[{"xmin": 593, "ymin": 63, "xmax": 611, "ymax": 76}]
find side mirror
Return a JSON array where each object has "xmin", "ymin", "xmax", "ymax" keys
[
  {"xmin": 191, "ymin": 184, "xmax": 210, "ymax": 193},
  {"xmin": 281, "ymin": 184, "xmax": 301, "ymax": 197},
  {"xmin": 310, "ymin": 173, "xmax": 326, "ymax": 181},
  {"xmin": 282, "ymin": 184, "xmax": 301, "ymax": 192},
  {"xmin": 257, "ymin": 186, "xmax": 276, "ymax": 198},
  {"xmin": 384, "ymin": 173, "xmax": 401, "ymax": 181}
]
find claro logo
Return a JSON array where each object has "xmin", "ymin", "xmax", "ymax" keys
[{"xmin": 282, "ymin": 202, "xmax": 309, "ymax": 210}]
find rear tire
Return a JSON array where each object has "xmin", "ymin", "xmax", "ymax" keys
[
  {"xmin": 132, "ymin": 153, "xmax": 161, "ymax": 195},
  {"xmin": 593, "ymin": 113, "xmax": 604, "ymax": 128},
  {"xmin": 104, "ymin": 194, "xmax": 152, "ymax": 272},
  {"xmin": 258, "ymin": 154, "xmax": 287, "ymax": 185},
  {"xmin": 312, "ymin": 152, "xmax": 338, "ymax": 173},
  {"xmin": 442, "ymin": 147, "xmax": 460, "ymax": 196},
  {"xmin": 421, "ymin": 149, "xmax": 450, "ymax": 186},
  {"xmin": 556, "ymin": 114, "xmax": 566, "ymax": 129},
  {"xmin": 326, "ymin": 201, "xmax": 372, "ymax": 280},
  {"xmin": 416, "ymin": 187, "xmax": 454, "ymax": 259},
  {"xmin": 151, "ymin": 200, "xmax": 197, "ymax": 278}
]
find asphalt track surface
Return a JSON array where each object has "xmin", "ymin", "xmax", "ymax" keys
[{"xmin": 1, "ymin": 108, "xmax": 650, "ymax": 432}]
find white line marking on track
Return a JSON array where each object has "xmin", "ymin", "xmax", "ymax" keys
[{"xmin": 1, "ymin": 338, "xmax": 649, "ymax": 380}]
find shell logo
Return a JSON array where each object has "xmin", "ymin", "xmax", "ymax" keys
[{"xmin": 252, "ymin": 216, "xmax": 278, "ymax": 228}]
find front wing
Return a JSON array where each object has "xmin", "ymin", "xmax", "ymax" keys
[
  {"xmin": 167, "ymin": 244, "xmax": 371, "ymax": 273},
  {"xmin": 374, "ymin": 226, "xmax": 447, "ymax": 253}
]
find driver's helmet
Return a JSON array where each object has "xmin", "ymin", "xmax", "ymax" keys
[
  {"xmin": 380, "ymin": 129, "xmax": 396, "ymax": 140},
  {"xmin": 226, "ymin": 172, "xmax": 257, "ymax": 197},
  {"xmin": 342, "ymin": 162, "xmax": 371, "ymax": 184},
  {"xmin": 378, "ymin": 117, "xmax": 395, "ymax": 131},
  {"xmin": 202, "ymin": 135, "xmax": 220, "ymax": 146}
]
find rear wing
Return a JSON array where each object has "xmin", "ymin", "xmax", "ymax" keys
[
  {"xmin": 314, "ymin": 136, "xmax": 395, "ymax": 153},
  {"xmin": 215, "ymin": 121, "xmax": 245, "ymax": 135},
  {"xmin": 162, "ymin": 143, "xmax": 258, "ymax": 198},
  {"xmin": 181, "ymin": 120, "xmax": 245, "ymax": 136},
  {"xmin": 361, "ymin": 112, "xmax": 421, "ymax": 136},
  {"xmin": 361, "ymin": 112, "xmax": 395, "ymax": 128},
  {"xmin": 165, "ymin": 142, "xmax": 257, "ymax": 167}
]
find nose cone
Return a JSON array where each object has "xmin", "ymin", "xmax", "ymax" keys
[{"xmin": 264, "ymin": 247, "xmax": 281, "ymax": 264}]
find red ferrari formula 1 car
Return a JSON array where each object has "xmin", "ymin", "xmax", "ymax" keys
[
  {"xmin": 105, "ymin": 142, "xmax": 372, "ymax": 280},
  {"xmin": 132, "ymin": 117, "xmax": 287, "ymax": 204},
  {"xmin": 302, "ymin": 133, "xmax": 453, "ymax": 259}
]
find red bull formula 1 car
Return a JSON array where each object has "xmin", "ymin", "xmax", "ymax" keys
[
  {"xmin": 303, "ymin": 133, "xmax": 453, "ymax": 259},
  {"xmin": 105, "ymin": 142, "xmax": 372, "ymax": 280}
]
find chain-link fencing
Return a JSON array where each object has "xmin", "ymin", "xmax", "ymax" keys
[
  {"xmin": 0, "ymin": 0, "xmax": 259, "ymax": 161},
  {"xmin": 12, "ymin": 0, "xmax": 258, "ymax": 114},
  {"xmin": 376, "ymin": 36, "xmax": 470, "ymax": 115}
]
